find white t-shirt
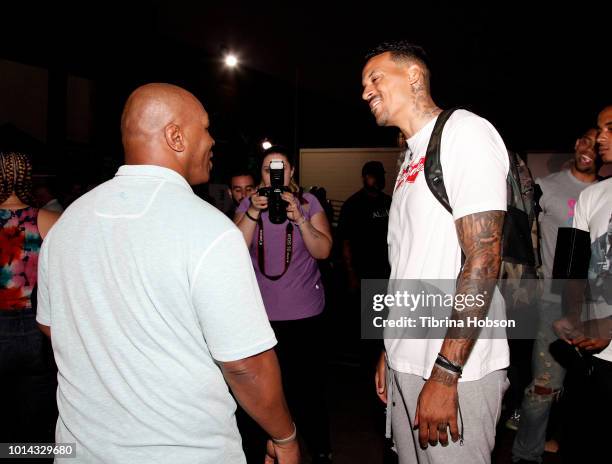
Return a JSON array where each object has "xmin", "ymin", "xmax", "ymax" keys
[
  {"xmin": 385, "ymin": 110, "xmax": 510, "ymax": 381},
  {"xmin": 36, "ymin": 165, "xmax": 277, "ymax": 464},
  {"xmin": 573, "ymin": 177, "xmax": 612, "ymax": 363}
]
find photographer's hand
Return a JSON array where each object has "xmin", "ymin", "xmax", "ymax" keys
[
  {"xmin": 234, "ymin": 194, "xmax": 268, "ymax": 248},
  {"xmin": 281, "ymin": 192, "xmax": 332, "ymax": 259},
  {"xmin": 282, "ymin": 192, "xmax": 304, "ymax": 223},
  {"xmin": 250, "ymin": 193, "xmax": 268, "ymax": 213}
]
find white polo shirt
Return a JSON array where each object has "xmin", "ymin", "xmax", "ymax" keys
[
  {"xmin": 385, "ymin": 110, "xmax": 510, "ymax": 381},
  {"xmin": 37, "ymin": 165, "xmax": 276, "ymax": 464}
]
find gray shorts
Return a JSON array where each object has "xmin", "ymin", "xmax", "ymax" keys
[{"xmin": 387, "ymin": 368, "xmax": 509, "ymax": 464}]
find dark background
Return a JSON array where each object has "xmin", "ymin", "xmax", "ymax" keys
[{"xmin": 0, "ymin": 1, "xmax": 610, "ymax": 182}]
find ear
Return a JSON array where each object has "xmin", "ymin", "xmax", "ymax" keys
[
  {"xmin": 574, "ymin": 138, "xmax": 580, "ymax": 151},
  {"xmin": 165, "ymin": 123, "xmax": 186, "ymax": 152},
  {"xmin": 406, "ymin": 63, "xmax": 421, "ymax": 85}
]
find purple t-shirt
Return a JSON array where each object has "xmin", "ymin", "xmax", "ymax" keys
[{"xmin": 237, "ymin": 192, "xmax": 325, "ymax": 321}]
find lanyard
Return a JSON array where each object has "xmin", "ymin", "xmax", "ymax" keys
[{"xmin": 257, "ymin": 217, "xmax": 294, "ymax": 281}]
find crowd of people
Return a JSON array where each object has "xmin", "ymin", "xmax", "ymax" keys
[{"xmin": 1, "ymin": 40, "xmax": 611, "ymax": 464}]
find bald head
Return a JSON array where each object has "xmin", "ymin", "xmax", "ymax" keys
[
  {"xmin": 120, "ymin": 83, "xmax": 215, "ymax": 185},
  {"xmin": 121, "ymin": 83, "xmax": 202, "ymax": 152}
]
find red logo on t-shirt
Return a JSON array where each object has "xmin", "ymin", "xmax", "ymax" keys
[{"xmin": 395, "ymin": 156, "xmax": 425, "ymax": 191}]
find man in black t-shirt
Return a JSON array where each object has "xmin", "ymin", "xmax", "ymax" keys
[{"xmin": 337, "ymin": 161, "xmax": 392, "ymax": 287}]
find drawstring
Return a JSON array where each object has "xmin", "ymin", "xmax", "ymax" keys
[{"xmin": 457, "ymin": 394, "xmax": 465, "ymax": 446}]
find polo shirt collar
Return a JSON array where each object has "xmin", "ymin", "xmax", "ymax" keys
[{"xmin": 115, "ymin": 165, "xmax": 193, "ymax": 192}]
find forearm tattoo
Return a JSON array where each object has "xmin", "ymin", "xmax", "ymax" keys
[{"xmin": 442, "ymin": 211, "xmax": 505, "ymax": 366}]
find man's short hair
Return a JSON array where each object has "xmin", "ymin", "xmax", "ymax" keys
[
  {"xmin": 362, "ymin": 161, "xmax": 386, "ymax": 178},
  {"xmin": 365, "ymin": 41, "xmax": 430, "ymax": 70},
  {"xmin": 229, "ymin": 170, "xmax": 255, "ymax": 184},
  {"xmin": 579, "ymin": 127, "xmax": 598, "ymax": 138}
]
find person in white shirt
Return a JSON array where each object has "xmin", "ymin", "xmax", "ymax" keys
[
  {"xmin": 362, "ymin": 41, "xmax": 510, "ymax": 464},
  {"xmin": 36, "ymin": 83, "xmax": 299, "ymax": 464},
  {"xmin": 511, "ymin": 127, "xmax": 599, "ymax": 462},
  {"xmin": 553, "ymin": 105, "xmax": 612, "ymax": 463}
]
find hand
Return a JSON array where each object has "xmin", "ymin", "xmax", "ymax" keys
[
  {"xmin": 553, "ymin": 316, "xmax": 581, "ymax": 343},
  {"xmin": 573, "ymin": 337, "xmax": 611, "ymax": 352},
  {"xmin": 414, "ymin": 375, "xmax": 460, "ymax": 449},
  {"xmin": 571, "ymin": 318, "xmax": 611, "ymax": 352},
  {"xmin": 374, "ymin": 351, "xmax": 387, "ymax": 404},
  {"xmin": 250, "ymin": 193, "xmax": 269, "ymax": 212},
  {"xmin": 281, "ymin": 192, "xmax": 303, "ymax": 223},
  {"xmin": 264, "ymin": 438, "xmax": 300, "ymax": 464}
]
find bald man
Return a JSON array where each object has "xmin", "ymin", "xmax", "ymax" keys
[{"xmin": 36, "ymin": 84, "xmax": 299, "ymax": 464}]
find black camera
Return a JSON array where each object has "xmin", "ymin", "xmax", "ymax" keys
[{"xmin": 258, "ymin": 160, "xmax": 290, "ymax": 224}]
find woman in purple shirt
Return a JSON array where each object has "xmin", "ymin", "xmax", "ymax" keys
[{"xmin": 235, "ymin": 146, "xmax": 333, "ymax": 463}]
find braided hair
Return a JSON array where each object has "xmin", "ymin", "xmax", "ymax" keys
[{"xmin": 0, "ymin": 151, "xmax": 34, "ymax": 205}]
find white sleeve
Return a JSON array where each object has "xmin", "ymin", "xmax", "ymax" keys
[
  {"xmin": 442, "ymin": 115, "xmax": 509, "ymax": 221},
  {"xmin": 35, "ymin": 239, "xmax": 51, "ymax": 326},
  {"xmin": 572, "ymin": 190, "xmax": 589, "ymax": 232},
  {"xmin": 191, "ymin": 229, "xmax": 276, "ymax": 362}
]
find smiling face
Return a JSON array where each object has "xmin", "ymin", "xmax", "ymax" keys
[
  {"xmin": 361, "ymin": 52, "xmax": 414, "ymax": 127},
  {"xmin": 597, "ymin": 106, "xmax": 612, "ymax": 163},
  {"xmin": 573, "ymin": 128, "xmax": 598, "ymax": 174}
]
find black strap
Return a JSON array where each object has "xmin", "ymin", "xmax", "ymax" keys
[
  {"xmin": 257, "ymin": 218, "xmax": 294, "ymax": 281},
  {"xmin": 552, "ymin": 227, "xmax": 591, "ymax": 280},
  {"xmin": 423, "ymin": 108, "xmax": 465, "ymax": 266},
  {"xmin": 424, "ymin": 108, "xmax": 461, "ymax": 215}
]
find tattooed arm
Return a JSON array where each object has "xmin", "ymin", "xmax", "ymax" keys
[
  {"xmin": 435, "ymin": 210, "xmax": 505, "ymax": 381},
  {"xmin": 297, "ymin": 212, "xmax": 333, "ymax": 260},
  {"xmin": 415, "ymin": 210, "xmax": 505, "ymax": 449}
]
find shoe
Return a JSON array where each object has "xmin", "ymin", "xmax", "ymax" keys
[
  {"xmin": 505, "ymin": 409, "xmax": 521, "ymax": 431},
  {"xmin": 312, "ymin": 453, "xmax": 332, "ymax": 464}
]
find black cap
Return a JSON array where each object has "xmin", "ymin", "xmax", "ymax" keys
[{"xmin": 362, "ymin": 161, "xmax": 386, "ymax": 177}]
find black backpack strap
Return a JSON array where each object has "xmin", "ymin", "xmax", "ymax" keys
[
  {"xmin": 424, "ymin": 108, "xmax": 465, "ymax": 268},
  {"xmin": 424, "ymin": 108, "xmax": 460, "ymax": 215}
]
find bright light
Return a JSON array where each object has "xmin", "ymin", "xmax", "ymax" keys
[
  {"xmin": 224, "ymin": 54, "xmax": 238, "ymax": 67},
  {"xmin": 262, "ymin": 140, "xmax": 272, "ymax": 150}
]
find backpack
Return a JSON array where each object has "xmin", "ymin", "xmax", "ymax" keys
[{"xmin": 423, "ymin": 108, "xmax": 540, "ymax": 291}]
